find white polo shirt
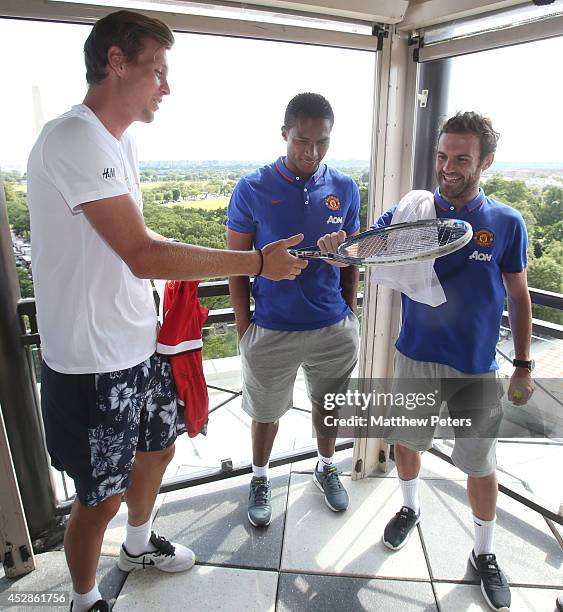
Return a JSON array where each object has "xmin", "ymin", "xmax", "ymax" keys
[{"xmin": 27, "ymin": 104, "xmax": 157, "ymax": 374}]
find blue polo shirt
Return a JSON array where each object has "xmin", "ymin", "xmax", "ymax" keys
[
  {"xmin": 373, "ymin": 188, "xmax": 528, "ymax": 373},
  {"xmin": 227, "ymin": 157, "xmax": 360, "ymax": 331}
]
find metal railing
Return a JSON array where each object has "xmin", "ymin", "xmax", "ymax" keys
[
  {"xmin": 15, "ymin": 276, "xmax": 366, "ymax": 517},
  {"xmin": 13, "ymin": 279, "xmax": 563, "ymax": 523}
]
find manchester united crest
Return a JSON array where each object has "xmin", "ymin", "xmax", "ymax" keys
[
  {"xmin": 473, "ymin": 229, "xmax": 494, "ymax": 247},
  {"xmin": 325, "ymin": 195, "xmax": 341, "ymax": 211}
]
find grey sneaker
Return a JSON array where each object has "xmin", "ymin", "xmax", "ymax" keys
[
  {"xmin": 313, "ymin": 464, "xmax": 349, "ymax": 512},
  {"xmin": 248, "ymin": 477, "xmax": 272, "ymax": 527}
]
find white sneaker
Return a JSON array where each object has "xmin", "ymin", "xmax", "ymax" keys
[{"xmin": 118, "ymin": 531, "xmax": 195, "ymax": 573}]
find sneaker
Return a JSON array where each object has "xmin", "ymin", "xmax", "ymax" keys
[
  {"xmin": 313, "ymin": 464, "xmax": 349, "ymax": 512},
  {"xmin": 118, "ymin": 531, "xmax": 195, "ymax": 573},
  {"xmin": 248, "ymin": 477, "xmax": 272, "ymax": 527},
  {"xmin": 69, "ymin": 600, "xmax": 109, "ymax": 612},
  {"xmin": 382, "ymin": 506, "xmax": 420, "ymax": 550},
  {"xmin": 470, "ymin": 550, "xmax": 511, "ymax": 611}
]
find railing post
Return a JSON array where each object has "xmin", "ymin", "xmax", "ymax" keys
[{"xmin": 0, "ymin": 174, "xmax": 60, "ymax": 542}]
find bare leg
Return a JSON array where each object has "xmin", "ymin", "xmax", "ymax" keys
[
  {"xmin": 124, "ymin": 446, "xmax": 175, "ymax": 526},
  {"xmin": 312, "ymin": 409, "xmax": 336, "ymax": 457},
  {"xmin": 64, "ymin": 495, "xmax": 121, "ymax": 593},
  {"xmin": 251, "ymin": 420, "xmax": 279, "ymax": 467},
  {"xmin": 467, "ymin": 472, "xmax": 497, "ymax": 521},
  {"xmin": 394, "ymin": 443, "xmax": 422, "ymax": 481}
]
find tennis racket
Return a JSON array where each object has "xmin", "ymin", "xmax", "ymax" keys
[{"xmin": 289, "ymin": 218, "xmax": 473, "ymax": 266}]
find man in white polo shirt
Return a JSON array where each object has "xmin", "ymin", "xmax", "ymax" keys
[{"xmin": 27, "ymin": 11, "xmax": 306, "ymax": 612}]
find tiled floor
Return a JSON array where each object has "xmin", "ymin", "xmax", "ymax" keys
[
  {"xmin": 2, "ymin": 448, "xmax": 562, "ymax": 611},
  {"xmin": 3, "ymin": 358, "xmax": 562, "ymax": 610}
]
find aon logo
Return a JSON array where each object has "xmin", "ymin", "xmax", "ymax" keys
[
  {"xmin": 327, "ymin": 215, "xmax": 343, "ymax": 224},
  {"xmin": 469, "ymin": 250, "xmax": 492, "ymax": 262}
]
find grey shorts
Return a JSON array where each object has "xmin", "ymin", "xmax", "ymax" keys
[
  {"xmin": 239, "ymin": 313, "xmax": 359, "ymax": 423},
  {"xmin": 383, "ymin": 351, "xmax": 503, "ymax": 477}
]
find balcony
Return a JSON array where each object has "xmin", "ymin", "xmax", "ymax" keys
[{"xmin": 1, "ymin": 281, "xmax": 562, "ymax": 611}]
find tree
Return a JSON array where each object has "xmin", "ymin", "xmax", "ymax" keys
[
  {"xmin": 535, "ymin": 185, "xmax": 563, "ymax": 227},
  {"xmin": 4, "ymin": 182, "xmax": 31, "ymax": 238},
  {"xmin": 16, "ymin": 266, "xmax": 34, "ymax": 298},
  {"xmin": 527, "ymin": 256, "xmax": 563, "ymax": 325}
]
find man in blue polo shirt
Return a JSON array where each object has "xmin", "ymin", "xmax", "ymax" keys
[
  {"xmin": 321, "ymin": 112, "xmax": 533, "ymax": 612},
  {"xmin": 227, "ymin": 93, "xmax": 360, "ymax": 528}
]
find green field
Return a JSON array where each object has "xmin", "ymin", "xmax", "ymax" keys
[{"xmin": 164, "ymin": 197, "xmax": 229, "ymax": 210}]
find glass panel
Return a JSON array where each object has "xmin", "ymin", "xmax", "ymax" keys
[
  {"xmin": 433, "ymin": 37, "xmax": 563, "ymax": 516},
  {"xmin": 1, "ymin": 17, "xmax": 375, "ymax": 499}
]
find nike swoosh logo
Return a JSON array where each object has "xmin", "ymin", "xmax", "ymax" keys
[
  {"xmin": 129, "ymin": 558, "xmax": 155, "ymax": 566},
  {"xmin": 271, "ymin": 199, "xmax": 282, "ymax": 205}
]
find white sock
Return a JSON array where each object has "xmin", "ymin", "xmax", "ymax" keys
[
  {"xmin": 399, "ymin": 477, "xmax": 420, "ymax": 514},
  {"xmin": 317, "ymin": 452, "xmax": 333, "ymax": 472},
  {"xmin": 124, "ymin": 517, "xmax": 153, "ymax": 556},
  {"xmin": 473, "ymin": 515, "xmax": 496, "ymax": 556},
  {"xmin": 71, "ymin": 584, "xmax": 101, "ymax": 612},
  {"xmin": 252, "ymin": 462, "xmax": 269, "ymax": 480}
]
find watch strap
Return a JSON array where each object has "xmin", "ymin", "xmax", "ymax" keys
[{"xmin": 512, "ymin": 358, "xmax": 533, "ymax": 371}]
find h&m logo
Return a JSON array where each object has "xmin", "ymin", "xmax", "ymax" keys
[
  {"xmin": 102, "ymin": 167, "xmax": 116, "ymax": 179},
  {"xmin": 469, "ymin": 250, "xmax": 492, "ymax": 262},
  {"xmin": 327, "ymin": 215, "xmax": 343, "ymax": 224}
]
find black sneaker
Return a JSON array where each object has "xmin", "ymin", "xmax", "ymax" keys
[
  {"xmin": 247, "ymin": 477, "xmax": 272, "ymax": 527},
  {"xmin": 70, "ymin": 600, "xmax": 109, "ymax": 612},
  {"xmin": 382, "ymin": 506, "xmax": 420, "ymax": 550},
  {"xmin": 470, "ymin": 550, "xmax": 511, "ymax": 611}
]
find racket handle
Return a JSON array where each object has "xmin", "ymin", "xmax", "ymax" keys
[{"xmin": 289, "ymin": 248, "xmax": 326, "ymax": 259}]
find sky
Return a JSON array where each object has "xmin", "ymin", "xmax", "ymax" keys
[
  {"xmin": 1, "ymin": 17, "xmax": 563, "ymax": 170},
  {"xmin": 0, "ymin": 19, "xmax": 375, "ymax": 169}
]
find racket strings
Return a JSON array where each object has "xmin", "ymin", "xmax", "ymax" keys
[{"xmin": 342, "ymin": 225, "xmax": 467, "ymax": 259}]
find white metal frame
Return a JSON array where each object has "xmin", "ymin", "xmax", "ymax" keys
[
  {"xmin": 0, "ymin": 406, "xmax": 36, "ymax": 577},
  {"xmin": 0, "ymin": 0, "xmax": 380, "ymax": 51},
  {"xmin": 352, "ymin": 27, "xmax": 419, "ymax": 479},
  {"xmin": 417, "ymin": 12, "xmax": 563, "ymax": 62},
  {"xmin": 400, "ymin": 0, "xmax": 531, "ymax": 32}
]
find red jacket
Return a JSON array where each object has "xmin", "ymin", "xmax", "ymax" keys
[{"xmin": 157, "ymin": 280, "xmax": 209, "ymax": 437}]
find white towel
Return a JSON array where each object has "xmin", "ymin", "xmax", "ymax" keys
[{"xmin": 370, "ymin": 190, "xmax": 446, "ymax": 307}]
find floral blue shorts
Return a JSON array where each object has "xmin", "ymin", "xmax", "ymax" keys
[{"xmin": 41, "ymin": 353, "xmax": 182, "ymax": 507}]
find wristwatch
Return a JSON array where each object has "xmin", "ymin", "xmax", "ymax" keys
[{"xmin": 512, "ymin": 358, "xmax": 535, "ymax": 372}]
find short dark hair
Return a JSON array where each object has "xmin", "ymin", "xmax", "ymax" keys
[
  {"xmin": 84, "ymin": 10, "xmax": 174, "ymax": 85},
  {"xmin": 439, "ymin": 111, "xmax": 500, "ymax": 161},
  {"xmin": 284, "ymin": 93, "xmax": 334, "ymax": 128}
]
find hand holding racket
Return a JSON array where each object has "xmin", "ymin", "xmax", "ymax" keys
[
  {"xmin": 317, "ymin": 230, "xmax": 352, "ymax": 267},
  {"xmin": 262, "ymin": 233, "xmax": 308, "ymax": 280},
  {"xmin": 290, "ymin": 219, "xmax": 473, "ymax": 267}
]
